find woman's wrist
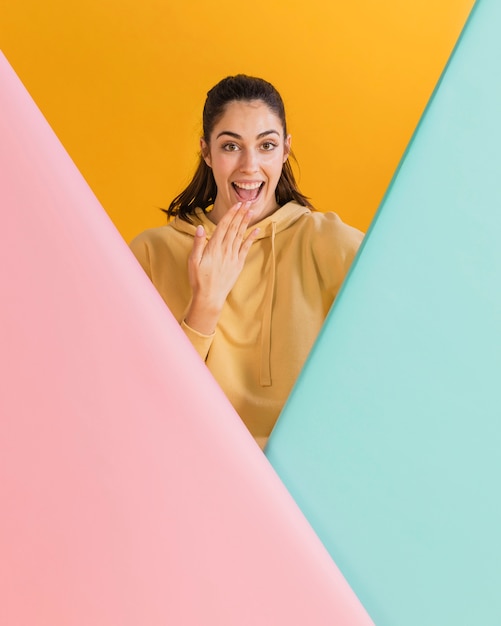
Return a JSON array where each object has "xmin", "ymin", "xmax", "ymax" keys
[{"xmin": 184, "ymin": 295, "xmax": 223, "ymax": 336}]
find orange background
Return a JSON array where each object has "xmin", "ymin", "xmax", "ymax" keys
[{"xmin": 1, "ymin": 0, "xmax": 475, "ymax": 241}]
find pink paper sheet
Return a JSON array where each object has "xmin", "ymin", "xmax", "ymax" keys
[{"xmin": 0, "ymin": 52, "xmax": 372, "ymax": 625}]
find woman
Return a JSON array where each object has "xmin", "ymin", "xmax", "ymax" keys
[{"xmin": 130, "ymin": 74, "xmax": 363, "ymax": 449}]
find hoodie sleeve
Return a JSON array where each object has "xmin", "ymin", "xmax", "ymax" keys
[
  {"xmin": 310, "ymin": 212, "xmax": 364, "ymax": 307},
  {"xmin": 130, "ymin": 230, "xmax": 216, "ymax": 361},
  {"xmin": 180, "ymin": 319, "xmax": 215, "ymax": 361},
  {"xmin": 129, "ymin": 232, "xmax": 152, "ymax": 280}
]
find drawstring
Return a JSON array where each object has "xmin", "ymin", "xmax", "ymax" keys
[{"xmin": 260, "ymin": 221, "xmax": 277, "ymax": 386}]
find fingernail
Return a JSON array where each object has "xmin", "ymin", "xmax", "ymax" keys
[{"xmin": 196, "ymin": 225, "xmax": 204, "ymax": 236}]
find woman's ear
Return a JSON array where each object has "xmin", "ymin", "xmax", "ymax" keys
[
  {"xmin": 283, "ymin": 134, "xmax": 292, "ymax": 163},
  {"xmin": 200, "ymin": 138, "xmax": 211, "ymax": 167}
]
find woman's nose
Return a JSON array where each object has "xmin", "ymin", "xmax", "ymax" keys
[{"xmin": 239, "ymin": 149, "xmax": 259, "ymax": 173}]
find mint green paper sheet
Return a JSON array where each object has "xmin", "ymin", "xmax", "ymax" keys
[{"xmin": 266, "ymin": 1, "xmax": 501, "ymax": 623}]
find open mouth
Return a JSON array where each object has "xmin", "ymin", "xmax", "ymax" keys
[{"xmin": 232, "ymin": 181, "xmax": 264, "ymax": 203}]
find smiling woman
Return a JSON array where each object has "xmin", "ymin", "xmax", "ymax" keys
[
  {"xmin": 130, "ymin": 75, "xmax": 364, "ymax": 449},
  {"xmin": 201, "ymin": 101, "xmax": 291, "ymax": 223}
]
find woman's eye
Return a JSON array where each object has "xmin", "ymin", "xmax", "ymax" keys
[
  {"xmin": 261, "ymin": 142, "xmax": 277, "ymax": 151},
  {"xmin": 223, "ymin": 143, "xmax": 239, "ymax": 152}
]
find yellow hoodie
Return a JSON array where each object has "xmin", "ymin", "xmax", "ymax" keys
[{"xmin": 130, "ymin": 201, "xmax": 363, "ymax": 448}]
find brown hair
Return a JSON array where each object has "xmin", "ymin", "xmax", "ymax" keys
[{"xmin": 166, "ymin": 74, "xmax": 313, "ymax": 222}]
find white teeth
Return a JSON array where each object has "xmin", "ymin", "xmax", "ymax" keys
[{"xmin": 233, "ymin": 182, "xmax": 262, "ymax": 190}]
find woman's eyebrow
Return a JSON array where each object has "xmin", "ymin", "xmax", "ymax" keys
[{"xmin": 215, "ymin": 130, "xmax": 281, "ymax": 140}]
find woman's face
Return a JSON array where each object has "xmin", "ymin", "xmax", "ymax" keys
[{"xmin": 201, "ymin": 99, "xmax": 291, "ymax": 226}]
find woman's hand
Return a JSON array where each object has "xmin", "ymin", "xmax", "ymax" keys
[{"xmin": 184, "ymin": 201, "xmax": 259, "ymax": 335}]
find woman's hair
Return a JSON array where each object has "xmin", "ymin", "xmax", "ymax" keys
[{"xmin": 166, "ymin": 74, "xmax": 314, "ymax": 222}]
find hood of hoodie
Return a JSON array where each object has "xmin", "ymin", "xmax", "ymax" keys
[
  {"xmin": 171, "ymin": 201, "xmax": 311, "ymax": 388},
  {"xmin": 170, "ymin": 201, "xmax": 311, "ymax": 240}
]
